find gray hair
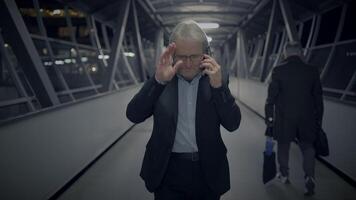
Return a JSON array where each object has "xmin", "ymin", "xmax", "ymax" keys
[
  {"xmin": 284, "ymin": 41, "xmax": 303, "ymax": 58},
  {"xmin": 169, "ymin": 20, "xmax": 209, "ymax": 53}
]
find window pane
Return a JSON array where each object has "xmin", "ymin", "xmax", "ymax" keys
[
  {"xmin": 78, "ymin": 49, "xmax": 104, "ymax": 85},
  {"xmin": 50, "ymin": 41, "xmax": 92, "ymax": 89},
  {"xmin": 316, "ymin": 7, "xmax": 342, "ymax": 46},
  {"xmin": 308, "ymin": 47, "xmax": 331, "ymax": 73},
  {"xmin": 340, "ymin": 1, "xmax": 356, "ymax": 41},
  {"xmin": 301, "ymin": 19, "xmax": 312, "ymax": 48},
  {"xmin": 16, "ymin": 0, "xmax": 41, "ymax": 35},
  {"xmin": 323, "ymin": 42, "xmax": 356, "ymax": 90}
]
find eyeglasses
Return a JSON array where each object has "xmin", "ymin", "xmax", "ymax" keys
[{"xmin": 174, "ymin": 54, "xmax": 203, "ymax": 62}]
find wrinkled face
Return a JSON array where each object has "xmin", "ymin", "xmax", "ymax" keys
[{"xmin": 174, "ymin": 38, "xmax": 204, "ymax": 81}]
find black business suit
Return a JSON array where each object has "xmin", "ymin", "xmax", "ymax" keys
[
  {"xmin": 265, "ymin": 55, "xmax": 324, "ymax": 177},
  {"xmin": 126, "ymin": 75, "xmax": 241, "ymax": 196}
]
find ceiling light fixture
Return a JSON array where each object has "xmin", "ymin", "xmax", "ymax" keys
[
  {"xmin": 197, "ymin": 23, "xmax": 219, "ymax": 29},
  {"xmin": 124, "ymin": 52, "xmax": 135, "ymax": 57}
]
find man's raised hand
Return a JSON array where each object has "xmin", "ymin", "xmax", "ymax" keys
[{"xmin": 155, "ymin": 43, "xmax": 183, "ymax": 83}]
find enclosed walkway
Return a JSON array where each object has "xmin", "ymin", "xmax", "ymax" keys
[{"xmin": 1, "ymin": 0, "xmax": 356, "ymax": 199}]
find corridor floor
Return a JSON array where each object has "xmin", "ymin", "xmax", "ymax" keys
[{"xmin": 59, "ymin": 102, "xmax": 356, "ymax": 200}]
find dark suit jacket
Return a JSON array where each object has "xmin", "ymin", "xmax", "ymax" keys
[
  {"xmin": 126, "ymin": 75, "xmax": 241, "ymax": 195},
  {"xmin": 265, "ymin": 56, "xmax": 324, "ymax": 143}
]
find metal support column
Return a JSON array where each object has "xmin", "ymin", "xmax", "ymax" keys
[
  {"xmin": 91, "ymin": 18, "xmax": 120, "ymax": 90},
  {"xmin": 121, "ymin": 49, "xmax": 139, "ymax": 85},
  {"xmin": 265, "ymin": 29, "xmax": 287, "ymax": 83},
  {"xmin": 154, "ymin": 29, "xmax": 164, "ymax": 75},
  {"xmin": 33, "ymin": 0, "xmax": 75, "ymax": 101},
  {"xmin": 86, "ymin": 16, "xmax": 118, "ymax": 90},
  {"xmin": 321, "ymin": 4, "xmax": 347, "ymax": 79},
  {"xmin": 102, "ymin": 0, "xmax": 131, "ymax": 91},
  {"xmin": 249, "ymin": 37, "xmax": 264, "ymax": 75},
  {"xmin": 0, "ymin": 0, "xmax": 60, "ymax": 107},
  {"xmin": 239, "ymin": 30, "xmax": 249, "ymax": 79},
  {"xmin": 235, "ymin": 34, "xmax": 241, "ymax": 78},
  {"xmin": 298, "ymin": 23, "xmax": 304, "ymax": 39},
  {"xmin": 278, "ymin": 0, "xmax": 300, "ymax": 43},
  {"xmin": 131, "ymin": 0, "xmax": 148, "ymax": 81},
  {"xmin": 0, "ymin": 49, "xmax": 2, "ymax": 82},
  {"xmin": 114, "ymin": 37, "xmax": 135, "ymax": 86},
  {"xmin": 100, "ymin": 24, "xmax": 120, "ymax": 89},
  {"xmin": 306, "ymin": 14, "xmax": 321, "ymax": 62},
  {"xmin": 232, "ymin": 36, "xmax": 239, "ymax": 77},
  {"xmin": 341, "ymin": 70, "xmax": 356, "ymax": 100},
  {"xmin": 64, "ymin": 6, "xmax": 99, "ymax": 94},
  {"xmin": 303, "ymin": 15, "xmax": 317, "ymax": 56},
  {"xmin": 223, "ymin": 43, "xmax": 230, "ymax": 73},
  {"xmin": 87, "ymin": 16, "xmax": 107, "ymax": 68},
  {"xmin": 260, "ymin": 0, "xmax": 278, "ymax": 81},
  {"xmin": 0, "ymin": 30, "xmax": 35, "ymax": 111},
  {"xmin": 101, "ymin": 24, "xmax": 111, "ymax": 51}
]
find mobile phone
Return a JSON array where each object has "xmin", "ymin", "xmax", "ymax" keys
[{"xmin": 200, "ymin": 56, "xmax": 207, "ymax": 71}]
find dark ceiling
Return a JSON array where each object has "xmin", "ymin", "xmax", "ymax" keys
[{"xmin": 25, "ymin": 0, "xmax": 346, "ymax": 46}]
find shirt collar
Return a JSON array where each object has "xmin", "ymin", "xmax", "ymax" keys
[{"xmin": 177, "ymin": 72, "xmax": 202, "ymax": 85}]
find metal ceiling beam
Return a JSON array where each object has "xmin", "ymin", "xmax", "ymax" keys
[
  {"xmin": 246, "ymin": 22, "xmax": 266, "ymax": 31},
  {"xmin": 240, "ymin": 0, "xmax": 271, "ymax": 27},
  {"xmin": 230, "ymin": 0, "xmax": 258, "ymax": 4},
  {"xmin": 57, "ymin": 0, "xmax": 116, "ymax": 28},
  {"xmin": 163, "ymin": 23, "xmax": 239, "ymax": 28},
  {"xmin": 136, "ymin": 0, "xmax": 170, "ymax": 35},
  {"xmin": 220, "ymin": 0, "xmax": 271, "ymax": 47},
  {"xmin": 57, "ymin": 0, "xmax": 91, "ymax": 12},
  {"xmin": 278, "ymin": 0, "xmax": 299, "ymax": 43},
  {"xmin": 155, "ymin": 4, "xmax": 250, "ymax": 13},
  {"xmin": 205, "ymin": 28, "xmax": 236, "ymax": 33},
  {"xmin": 88, "ymin": 1, "xmax": 122, "ymax": 15},
  {"xmin": 206, "ymin": 32, "xmax": 235, "ymax": 37},
  {"xmin": 151, "ymin": 0, "xmax": 255, "ymax": 6},
  {"xmin": 292, "ymin": 1, "xmax": 319, "ymax": 14},
  {"xmin": 163, "ymin": 16, "xmax": 243, "ymax": 25},
  {"xmin": 156, "ymin": 11, "xmax": 248, "ymax": 15}
]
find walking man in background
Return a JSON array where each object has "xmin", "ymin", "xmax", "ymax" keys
[{"xmin": 265, "ymin": 42, "xmax": 324, "ymax": 196}]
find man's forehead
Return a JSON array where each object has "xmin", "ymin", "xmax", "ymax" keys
[
  {"xmin": 175, "ymin": 38, "xmax": 203, "ymax": 45},
  {"xmin": 175, "ymin": 38, "xmax": 204, "ymax": 53}
]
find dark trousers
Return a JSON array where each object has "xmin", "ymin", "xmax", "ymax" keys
[
  {"xmin": 277, "ymin": 141, "xmax": 315, "ymax": 178},
  {"xmin": 154, "ymin": 155, "xmax": 220, "ymax": 200}
]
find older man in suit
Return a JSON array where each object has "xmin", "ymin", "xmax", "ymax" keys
[
  {"xmin": 126, "ymin": 20, "xmax": 241, "ymax": 200},
  {"xmin": 265, "ymin": 42, "xmax": 324, "ymax": 196}
]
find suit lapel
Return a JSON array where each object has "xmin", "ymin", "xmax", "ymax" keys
[
  {"xmin": 171, "ymin": 76, "xmax": 178, "ymax": 126},
  {"xmin": 159, "ymin": 76, "xmax": 178, "ymax": 127},
  {"xmin": 195, "ymin": 75, "xmax": 212, "ymax": 143},
  {"xmin": 197, "ymin": 75, "xmax": 212, "ymax": 108}
]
